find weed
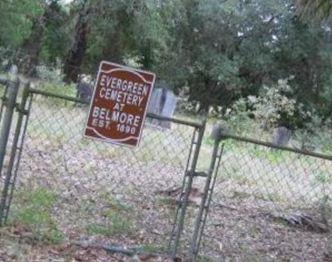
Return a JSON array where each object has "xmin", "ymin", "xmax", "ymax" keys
[
  {"xmin": 86, "ymin": 223, "xmax": 113, "ymax": 236},
  {"xmin": 86, "ymin": 195, "xmax": 135, "ymax": 237},
  {"xmin": 250, "ymin": 146, "xmax": 287, "ymax": 165},
  {"xmin": 203, "ymin": 136, "xmax": 214, "ymax": 146},
  {"xmin": 38, "ymin": 81, "xmax": 76, "ymax": 99},
  {"xmin": 101, "ymin": 194, "xmax": 133, "ymax": 212},
  {"xmin": 157, "ymin": 197, "xmax": 176, "ymax": 207},
  {"xmin": 265, "ymin": 192, "xmax": 283, "ymax": 202},
  {"xmin": 107, "ymin": 212, "xmax": 135, "ymax": 235},
  {"xmin": 314, "ymin": 171, "xmax": 332, "ymax": 184},
  {"xmin": 231, "ymin": 191, "xmax": 251, "ymax": 199},
  {"xmin": 223, "ymin": 167, "xmax": 250, "ymax": 185},
  {"xmin": 140, "ymin": 244, "xmax": 166, "ymax": 253},
  {"xmin": 86, "ymin": 212, "xmax": 134, "ymax": 237},
  {"xmin": 10, "ymin": 188, "xmax": 63, "ymax": 244},
  {"xmin": 197, "ymin": 255, "xmax": 215, "ymax": 262}
]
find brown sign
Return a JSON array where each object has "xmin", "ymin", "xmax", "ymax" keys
[{"xmin": 84, "ymin": 61, "xmax": 156, "ymax": 147}]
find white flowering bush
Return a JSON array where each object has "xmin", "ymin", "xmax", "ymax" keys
[
  {"xmin": 223, "ymin": 78, "xmax": 331, "ymax": 153},
  {"xmin": 292, "ymin": 115, "xmax": 332, "ymax": 153},
  {"xmin": 222, "ymin": 98, "xmax": 261, "ymax": 136},
  {"xmin": 248, "ymin": 78, "xmax": 312, "ymax": 129},
  {"xmin": 222, "ymin": 78, "xmax": 317, "ymax": 138},
  {"xmin": 36, "ymin": 65, "xmax": 64, "ymax": 84}
]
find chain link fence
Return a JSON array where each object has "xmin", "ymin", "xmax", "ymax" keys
[
  {"xmin": 0, "ymin": 75, "xmax": 8, "ymax": 123},
  {"xmin": 8, "ymin": 89, "xmax": 201, "ymax": 256},
  {"xmin": 199, "ymin": 136, "xmax": 332, "ymax": 261},
  {"xmin": 0, "ymin": 72, "xmax": 331, "ymax": 260}
]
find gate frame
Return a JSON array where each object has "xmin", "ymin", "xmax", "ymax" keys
[
  {"xmin": 188, "ymin": 127, "xmax": 224, "ymax": 259},
  {"xmin": 1, "ymin": 84, "xmax": 331, "ymax": 260},
  {"xmin": 0, "ymin": 78, "xmax": 32, "ymax": 226},
  {"xmin": 188, "ymin": 124, "xmax": 332, "ymax": 261},
  {"xmin": 0, "ymin": 66, "xmax": 19, "ymax": 174},
  {"xmin": 0, "ymin": 86, "xmax": 210, "ymax": 260}
]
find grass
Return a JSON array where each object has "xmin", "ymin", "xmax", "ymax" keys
[
  {"xmin": 197, "ymin": 255, "xmax": 216, "ymax": 262},
  {"xmin": 86, "ymin": 195, "xmax": 135, "ymax": 237},
  {"xmin": 103, "ymin": 206, "xmax": 135, "ymax": 236},
  {"xmin": 258, "ymin": 192, "xmax": 284, "ymax": 203},
  {"xmin": 2, "ymin": 84, "xmax": 331, "ymax": 260},
  {"xmin": 156, "ymin": 197, "xmax": 179, "ymax": 221},
  {"xmin": 37, "ymin": 81, "xmax": 77, "ymax": 99},
  {"xmin": 223, "ymin": 166, "xmax": 251, "ymax": 185},
  {"xmin": 101, "ymin": 193, "xmax": 133, "ymax": 211},
  {"xmin": 9, "ymin": 188, "xmax": 63, "ymax": 244},
  {"xmin": 86, "ymin": 213, "xmax": 134, "ymax": 237},
  {"xmin": 230, "ymin": 191, "xmax": 251, "ymax": 200},
  {"xmin": 248, "ymin": 145, "xmax": 289, "ymax": 165},
  {"xmin": 140, "ymin": 243, "xmax": 167, "ymax": 253},
  {"xmin": 314, "ymin": 171, "xmax": 332, "ymax": 184}
]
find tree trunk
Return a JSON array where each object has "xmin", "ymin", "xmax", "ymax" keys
[{"xmin": 63, "ymin": 1, "xmax": 90, "ymax": 83}]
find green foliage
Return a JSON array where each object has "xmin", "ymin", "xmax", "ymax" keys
[
  {"xmin": 160, "ymin": 0, "xmax": 295, "ymax": 111},
  {"xmin": 37, "ymin": 65, "xmax": 65, "ymax": 84},
  {"xmin": 249, "ymin": 146, "xmax": 290, "ymax": 165},
  {"xmin": 0, "ymin": 0, "xmax": 43, "ymax": 47},
  {"xmin": 297, "ymin": 0, "xmax": 332, "ymax": 20},
  {"xmin": 249, "ymin": 78, "xmax": 313, "ymax": 129},
  {"xmin": 10, "ymin": 188, "xmax": 63, "ymax": 244},
  {"xmin": 1, "ymin": 0, "xmax": 332, "ymax": 130},
  {"xmin": 223, "ymin": 166, "xmax": 251, "ymax": 185},
  {"xmin": 35, "ymin": 65, "xmax": 77, "ymax": 100},
  {"xmin": 86, "ymin": 213, "xmax": 134, "ymax": 237},
  {"xmin": 80, "ymin": 0, "xmax": 170, "ymax": 73},
  {"xmin": 40, "ymin": 1, "xmax": 71, "ymax": 65},
  {"xmin": 223, "ymin": 98, "xmax": 257, "ymax": 136},
  {"xmin": 293, "ymin": 116, "xmax": 332, "ymax": 153},
  {"xmin": 196, "ymin": 255, "xmax": 215, "ymax": 262},
  {"xmin": 86, "ymin": 223, "xmax": 112, "ymax": 236},
  {"xmin": 140, "ymin": 244, "xmax": 166, "ymax": 253},
  {"xmin": 314, "ymin": 171, "xmax": 332, "ymax": 184}
]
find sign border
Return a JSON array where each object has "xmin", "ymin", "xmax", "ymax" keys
[{"xmin": 83, "ymin": 61, "xmax": 156, "ymax": 148}]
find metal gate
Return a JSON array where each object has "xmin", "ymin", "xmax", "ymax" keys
[
  {"xmin": 200, "ymin": 129, "xmax": 332, "ymax": 261},
  {"xmin": 0, "ymin": 74, "xmax": 223, "ymax": 260},
  {"xmin": 0, "ymin": 70, "xmax": 331, "ymax": 261}
]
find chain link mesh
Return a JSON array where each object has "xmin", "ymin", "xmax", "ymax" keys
[
  {"xmin": 10, "ymin": 92, "xmax": 197, "ymax": 254},
  {"xmin": 0, "ymin": 79, "xmax": 7, "ymax": 124},
  {"xmin": 1, "ymin": 87, "xmax": 331, "ymax": 260},
  {"xmin": 200, "ymin": 139, "xmax": 332, "ymax": 261}
]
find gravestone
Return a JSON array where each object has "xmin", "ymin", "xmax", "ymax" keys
[
  {"xmin": 148, "ymin": 88, "xmax": 163, "ymax": 115},
  {"xmin": 272, "ymin": 126, "xmax": 292, "ymax": 147},
  {"xmin": 1, "ymin": 60, "xmax": 11, "ymax": 72},
  {"xmin": 76, "ymin": 75, "xmax": 94, "ymax": 102},
  {"xmin": 147, "ymin": 83, "xmax": 177, "ymax": 129},
  {"xmin": 159, "ymin": 89, "xmax": 177, "ymax": 128}
]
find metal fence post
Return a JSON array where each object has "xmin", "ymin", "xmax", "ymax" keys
[
  {"xmin": 189, "ymin": 124, "xmax": 225, "ymax": 260},
  {"xmin": 0, "ymin": 75, "xmax": 9, "ymax": 122},
  {"xmin": 0, "ymin": 66, "xmax": 19, "ymax": 175},
  {"xmin": 168, "ymin": 116, "xmax": 207, "ymax": 258},
  {"xmin": 0, "ymin": 81, "xmax": 31, "ymax": 225}
]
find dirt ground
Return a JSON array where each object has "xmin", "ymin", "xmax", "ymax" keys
[
  {"xmin": 1, "ymin": 217, "xmax": 331, "ymax": 262},
  {"xmin": 0, "ymin": 225, "xmax": 180, "ymax": 262},
  {"xmin": 1, "ymin": 101, "xmax": 331, "ymax": 261}
]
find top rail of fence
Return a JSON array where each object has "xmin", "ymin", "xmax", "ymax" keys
[
  {"xmin": 29, "ymin": 88, "xmax": 204, "ymax": 129},
  {"xmin": 222, "ymin": 133, "xmax": 332, "ymax": 161}
]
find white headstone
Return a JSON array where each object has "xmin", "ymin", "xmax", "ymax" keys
[
  {"xmin": 148, "ymin": 86, "xmax": 177, "ymax": 128},
  {"xmin": 160, "ymin": 90, "xmax": 177, "ymax": 128},
  {"xmin": 272, "ymin": 126, "xmax": 292, "ymax": 147}
]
